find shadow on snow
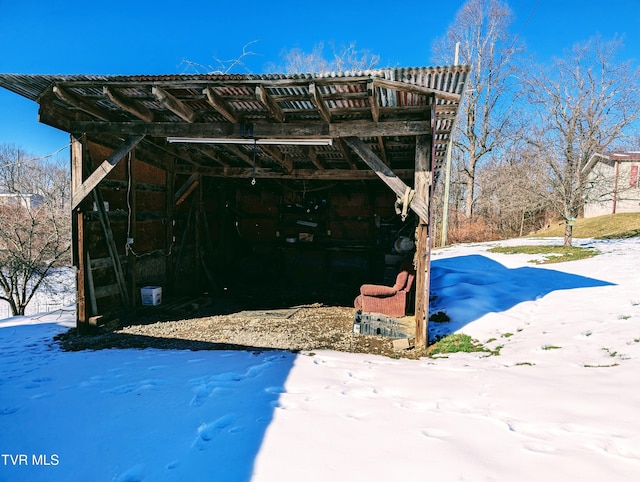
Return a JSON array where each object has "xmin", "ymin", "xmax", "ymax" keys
[
  {"xmin": 0, "ymin": 322, "xmax": 295, "ymax": 482},
  {"xmin": 428, "ymin": 254, "xmax": 615, "ymax": 337}
]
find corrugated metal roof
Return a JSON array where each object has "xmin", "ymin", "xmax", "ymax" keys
[{"xmin": 0, "ymin": 66, "xmax": 470, "ymax": 176}]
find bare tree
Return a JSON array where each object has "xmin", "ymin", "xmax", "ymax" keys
[
  {"xmin": 0, "ymin": 144, "xmax": 71, "ymax": 316},
  {"xmin": 276, "ymin": 41, "xmax": 380, "ymax": 73},
  {"xmin": 432, "ymin": 0, "xmax": 522, "ymax": 218},
  {"xmin": 524, "ymin": 36, "xmax": 640, "ymax": 245},
  {"xmin": 476, "ymin": 147, "xmax": 552, "ymax": 237},
  {"xmin": 180, "ymin": 41, "xmax": 260, "ymax": 74}
]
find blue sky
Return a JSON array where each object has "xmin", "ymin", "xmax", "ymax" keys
[{"xmin": 1, "ymin": 0, "xmax": 639, "ymax": 158}]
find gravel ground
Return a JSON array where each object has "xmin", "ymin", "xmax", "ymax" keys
[{"xmin": 56, "ymin": 303, "xmax": 429, "ymax": 359}]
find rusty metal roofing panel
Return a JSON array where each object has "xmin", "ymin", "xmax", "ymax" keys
[{"xmin": 0, "ymin": 65, "xmax": 469, "ymax": 99}]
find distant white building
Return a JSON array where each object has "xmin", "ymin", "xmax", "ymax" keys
[
  {"xmin": 583, "ymin": 152, "xmax": 640, "ymax": 218},
  {"xmin": 0, "ymin": 192, "xmax": 44, "ymax": 210}
]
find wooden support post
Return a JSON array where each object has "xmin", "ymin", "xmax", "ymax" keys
[
  {"xmin": 126, "ymin": 151, "xmax": 137, "ymax": 309},
  {"xmin": 165, "ymin": 156, "xmax": 176, "ymax": 294},
  {"xmin": 86, "ymin": 252, "xmax": 98, "ymax": 317},
  {"xmin": 414, "ymin": 133, "xmax": 433, "ymax": 347},
  {"xmin": 71, "ymin": 135, "xmax": 88, "ymax": 330}
]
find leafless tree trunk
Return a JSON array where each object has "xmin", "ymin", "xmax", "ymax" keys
[
  {"xmin": 524, "ymin": 36, "xmax": 640, "ymax": 245},
  {"xmin": 432, "ymin": 0, "xmax": 522, "ymax": 219}
]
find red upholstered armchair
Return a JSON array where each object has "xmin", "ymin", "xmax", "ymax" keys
[{"xmin": 354, "ymin": 264, "xmax": 415, "ymax": 318}]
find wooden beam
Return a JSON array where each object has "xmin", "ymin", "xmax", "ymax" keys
[
  {"xmin": 191, "ymin": 146, "xmax": 228, "ymax": 167},
  {"xmin": 367, "ymin": 80, "xmax": 380, "ymax": 122},
  {"xmin": 72, "ymin": 135, "xmax": 145, "ymax": 210},
  {"xmin": 343, "ymin": 136, "xmax": 430, "ymax": 220},
  {"xmin": 203, "ymin": 86, "xmax": 240, "ymax": 123},
  {"xmin": 104, "ymin": 86, "xmax": 154, "ymax": 122},
  {"xmin": 71, "ymin": 135, "xmax": 87, "ymax": 329},
  {"xmin": 376, "ymin": 136, "xmax": 389, "ymax": 165},
  {"xmin": 373, "ymin": 78, "xmax": 462, "ymax": 102},
  {"xmin": 174, "ymin": 165, "xmax": 415, "ymax": 180},
  {"xmin": 256, "ymin": 85, "xmax": 285, "ymax": 122},
  {"xmin": 225, "ymin": 144, "xmax": 256, "ymax": 167},
  {"xmin": 337, "ymin": 139, "xmax": 358, "ymax": 170},
  {"xmin": 174, "ymin": 172, "xmax": 200, "ymax": 205},
  {"xmin": 68, "ymin": 119, "xmax": 432, "ymax": 138},
  {"xmin": 260, "ymin": 145, "xmax": 293, "ymax": 172},
  {"xmin": 71, "ymin": 136, "xmax": 84, "ymax": 205},
  {"xmin": 307, "ymin": 146, "xmax": 325, "ymax": 170},
  {"xmin": 413, "ymin": 134, "xmax": 432, "ymax": 348},
  {"xmin": 309, "ymin": 82, "xmax": 331, "ymax": 123},
  {"xmin": 152, "ymin": 86, "xmax": 196, "ymax": 122},
  {"xmin": 53, "ymin": 85, "xmax": 111, "ymax": 121}
]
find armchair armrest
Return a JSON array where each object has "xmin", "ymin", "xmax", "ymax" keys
[{"xmin": 360, "ymin": 284, "xmax": 397, "ymax": 297}]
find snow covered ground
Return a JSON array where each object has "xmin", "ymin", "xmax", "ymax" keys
[{"xmin": 1, "ymin": 237, "xmax": 639, "ymax": 481}]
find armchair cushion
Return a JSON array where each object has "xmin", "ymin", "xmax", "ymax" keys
[{"xmin": 359, "ymin": 284, "xmax": 398, "ymax": 297}]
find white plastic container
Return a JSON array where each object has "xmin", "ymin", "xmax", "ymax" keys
[{"xmin": 141, "ymin": 286, "xmax": 162, "ymax": 306}]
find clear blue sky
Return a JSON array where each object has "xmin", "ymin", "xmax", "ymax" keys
[{"xmin": 1, "ymin": 0, "xmax": 639, "ymax": 158}]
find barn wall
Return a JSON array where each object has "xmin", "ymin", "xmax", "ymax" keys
[{"xmin": 79, "ymin": 140, "xmax": 169, "ymax": 319}]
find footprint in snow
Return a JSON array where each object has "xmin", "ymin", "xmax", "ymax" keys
[
  {"xmin": 193, "ymin": 414, "xmax": 238, "ymax": 450},
  {"xmin": 114, "ymin": 463, "xmax": 145, "ymax": 482}
]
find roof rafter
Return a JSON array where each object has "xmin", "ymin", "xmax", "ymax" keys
[
  {"xmin": 52, "ymin": 85, "xmax": 111, "ymax": 121},
  {"xmin": 307, "ymin": 147, "xmax": 325, "ymax": 170},
  {"xmin": 255, "ymin": 85, "xmax": 284, "ymax": 122},
  {"xmin": 203, "ymin": 86, "xmax": 240, "ymax": 123},
  {"xmin": 152, "ymin": 85, "xmax": 196, "ymax": 122},
  {"xmin": 260, "ymin": 145, "xmax": 293, "ymax": 173},
  {"xmin": 104, "ymin": 86, "xmax": 154, "ymax": 122},
  {"xmin": 309, "ymin": 82, "xmax": 331, "ymax": 123},
  {"xmin": 366, "ymin": 80, "xmax": 380, "ymax": 123},
  {"xmin": 373, "ymin": 78, "xmax": 461, "ymax": 102}
]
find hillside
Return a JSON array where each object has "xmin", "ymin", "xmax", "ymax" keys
[{"xmin": 530, "ymin": 212, "xmax": 640, "ymax": 239}]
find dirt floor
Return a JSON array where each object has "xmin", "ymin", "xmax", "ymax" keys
[{"xmin": 56, "ymin": 302, "xmax": 430, "ymax": 359}]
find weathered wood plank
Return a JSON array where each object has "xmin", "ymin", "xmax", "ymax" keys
[
  {"xmin": 173, "ymin": 165, "xmax": 415, "ymax": 180},
  {"xmin": 366, "ymin": 80, "xmax": 380, "ymax": 123},
  {"xmin": 152, "ymin": 86, "xmax": 196, "ymax": 123},
  {"xmin": 373, "ymin": 78, "xmax": 461, "ymax": 102},
  {"xmin": 260, "ymin": 145, "xmax": 293, "ymax": 173},
  {"xmin": 343, "ymin": 136, "xmax": 430, "ymax": 221},
  {"xmin": 309, "ymin": 82, "xmax": 331, "ymax": 123},
  {"xmin": 104, "ymin": 86, "xmax": 154, "ymax": 122},
  {"xmin": 307, "ymin": 146, "xmax": 325, "ymax": 170},
  {"xmin": 52, "ymin": 85, "xmax": 111, "ymax": 121},
  {"xmin": 174, "ymin": 173, "xmax": 200, "ymax": 205},
  {"xmin": 203, "ymin": 86, "xmax": 239, "ymax": 123},
  {"xmin": 413, "ymin": 134, "xmax": 432, "ymax": 347},
  {"xmin": 67, "ymin": 119, "xmax": 431, "ymax": 138},
  {"xmin": 256, "ymin": 85, "xmax": 285, "ymax": 122},
  {"xmin": 72, "ymin": 135, "xmax": 145, "ymax": 210}
]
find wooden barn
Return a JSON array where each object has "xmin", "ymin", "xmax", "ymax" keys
[{"xmin": 0, "ymin": 66, "xmax": 469, "ymax": 346}]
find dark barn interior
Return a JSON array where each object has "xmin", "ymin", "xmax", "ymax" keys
[{"xmin": 0, "ymin": 66, "xmax": 469, "ymax": 345}]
